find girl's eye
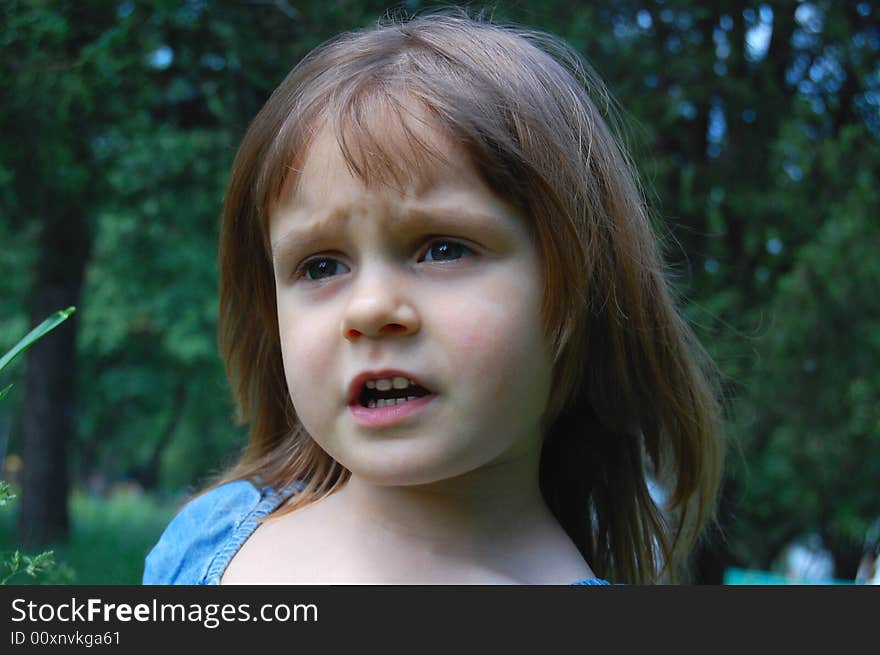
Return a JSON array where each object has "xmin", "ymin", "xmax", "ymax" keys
[
  {"xmin": 298, "ymin": 258, "xmax": 349, "ymax": 282},
  {"xmin": 295, "ymin": 239, "xmax": 473, "ymax": 283},
  {"xmin": 420, "ymin": 239, "xmax": 473, "ymax": 263}
]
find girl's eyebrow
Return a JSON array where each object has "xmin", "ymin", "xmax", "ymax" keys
[
  {"xmin": 407, "ymin": 206, "xmax": 510, "ymax": 232},
  {"xmin": 271, "ymin": 206, "xmax": 351, "ymax": 258},
  {"xmin": 271, "ymin": 205, "xmax": 511, "ymax": 258}
]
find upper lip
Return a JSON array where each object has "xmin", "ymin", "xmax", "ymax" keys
[{"xmin": 347, "ymin": 369, "xmax": 436, "ymax": 406}]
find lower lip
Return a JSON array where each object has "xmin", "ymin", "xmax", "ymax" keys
[{"xmin": 349, "ymin": 395, "xmax": 436, "ymax": 428}]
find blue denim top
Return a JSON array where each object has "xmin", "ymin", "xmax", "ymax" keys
[{"xmin": 143, "ymin": 480, "xmax": 609, "ymax": 586}]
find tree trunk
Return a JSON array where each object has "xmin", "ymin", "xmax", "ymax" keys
[{"xmin": 16, "ymin": 206, "xmax": 92, "ymax": 548}]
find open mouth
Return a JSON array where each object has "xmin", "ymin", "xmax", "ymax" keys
[{"xmin": 357, "ymin": 380, "xmax": 432, "ymax": 408}]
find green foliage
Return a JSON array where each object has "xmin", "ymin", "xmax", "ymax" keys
[
  {"xmin": 0, "ymin": 488, "xmax": 178, "ymax": 585},
  {"xmin": 1, "ymin": 549, "xmax": 58, "ymax": 586},
  {"xmin": 729, "ymin": 123, "xmax": 880, "ymax": 564},
  {"xmin": 0, "ymin": 308, "xmax": 76, "ymax": 584},
  {"xmin": 0, "ymin": 486, "xmax": 70, "ymax": 584},
  {"xmin": 0, "ymin": 307, "xmax": 75, "ymax": 377},
  {"xmin": 0, "ymin": 481, "xmax": 13, "ymax": 509}
]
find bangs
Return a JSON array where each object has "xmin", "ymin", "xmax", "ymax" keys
[
  {"xmin": 255, "ymin": 86, "xmax": 472, "ymax": 253},
  {"xmin": 311, "ymin": 90, "xmax": 460, "ymax": 201},
  {"xmin": 251, "ymin": 23, "xmax": 551, "ymax": 254}
]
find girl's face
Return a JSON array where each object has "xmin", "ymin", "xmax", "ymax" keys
[{"xmin": 269, "ymin": 117, "xmax": 555, "ymax": 486}]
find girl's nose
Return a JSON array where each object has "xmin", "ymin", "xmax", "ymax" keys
[{"xmin": 341, "ymin": 273, "xmax": 420, "ymax": 340}]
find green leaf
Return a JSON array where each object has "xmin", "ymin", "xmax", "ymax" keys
[
  {"xmin": 0, "ymin": 480, "xmax": 14, "ymax": 505},
  {"xmin": 23, "ymin": 550, "xmax": 56, "ymax": 578},
  {"xmin": 0, "ymin": 306, "xmax": 76, "ymax": 375},
  {"xmin": 0, "ymin": 384, "xmax": 10, "ymax": 400}
]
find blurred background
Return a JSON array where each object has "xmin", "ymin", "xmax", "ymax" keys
[{"xmin": 1, "ymin": 0, "xmax": 878, "ymax": 584}]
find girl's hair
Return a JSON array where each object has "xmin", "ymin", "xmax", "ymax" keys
[{"xmin": 212, "ymin": 8, "xmax": 725, "ymax": 584}]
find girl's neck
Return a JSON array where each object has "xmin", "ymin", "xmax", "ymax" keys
[
  {"xmin": 247, "ymin": 440, "xmax": 596, "ymax": 584},
  {"xmin": 329, "ymin": 443, "xmax": 558, "ymax": 554}
]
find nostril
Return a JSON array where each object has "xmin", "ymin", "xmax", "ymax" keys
[{"xmin": 346, "ymin": 322, "xmax": 410, "ymax": 340}]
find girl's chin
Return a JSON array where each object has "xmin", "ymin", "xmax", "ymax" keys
[
  {"xmin": 346, "ymin": 466, "xmax": 466, "ymax": 488},
  {"xmin": 341, "ymin": 453, "xmax": 485, "ymax": 488},
  {"xmin": 344, "ymin": 454, "xmax": 506, "ymax": 489}
]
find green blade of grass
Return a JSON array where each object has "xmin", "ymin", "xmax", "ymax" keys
[{"xmin": 0, "ymin": 306, "xmax": 76, "ymax": 375}]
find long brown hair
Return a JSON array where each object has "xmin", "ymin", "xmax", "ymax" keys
[{"xmin": 212, "ymin": 8, "xmax": 725, "ymax": 584}]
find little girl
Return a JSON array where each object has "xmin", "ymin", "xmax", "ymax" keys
[{"xmin": 144, "ymin": 9, "xmax": 724, "ymax": 585}]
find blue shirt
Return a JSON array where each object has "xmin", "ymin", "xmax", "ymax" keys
[{"xmin": 143, "ymin": 480, "xmax": 609, "ymax": 586}]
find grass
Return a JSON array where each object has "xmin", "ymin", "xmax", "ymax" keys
[{"xmin": 0, "ymin": 486, "xmax": 181, "ymax": 585}]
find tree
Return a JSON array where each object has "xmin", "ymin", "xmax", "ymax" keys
[
  {"xmin": 0, "ymin": 307, "xmax": 75, "ymax": 582},
  {"xmin": 2, "ymin": 2, "xmax": 112, "ymax": 545}
]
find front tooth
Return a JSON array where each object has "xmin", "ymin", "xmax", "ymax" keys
[
  {"xmin": 376, "ymin": 379, "xmax": 392, "ymax": 391},
  {"xmin": 366, "ymin": 380, "xmax": 376, "ymax": 389},
  {"xmin": 368, "ymin": 399, "xmax": 376, "ymax": 408},
  {"xmin": 392, "ymin": 376, "xmax": 409, "ymax": 389}
]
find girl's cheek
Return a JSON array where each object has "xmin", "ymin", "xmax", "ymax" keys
[
  {"xmin": 278, "ymin": 318, "xmax": 329, "ymax": 403},
  {"xmin": 295, "ymin": 340, "xmax": 328, "ymax": 380},
  {"xmin": 447, "ymin": 297, "xmax": 539, "ymax": 386}
]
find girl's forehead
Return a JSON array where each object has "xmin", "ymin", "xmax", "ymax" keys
[
  {"xmin": 282, "ymin": 102, "xmax": 472, "ymax": 210},
  {"xmin": 267, "ymin": 104, "xmax": 531, "ymax": 251}
]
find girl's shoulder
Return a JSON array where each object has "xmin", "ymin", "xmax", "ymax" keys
[{"xmin": 142, "ymin": 479, "xmax": 298, "ymax": 585}]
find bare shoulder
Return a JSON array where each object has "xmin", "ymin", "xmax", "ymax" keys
[
  {"xmin": 220, "ymin": 493, "xmax": 343, "ymax": 585},
  {"xmin": 516, "ymin": 531, "xmax": 596, "ymax": 584}
]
